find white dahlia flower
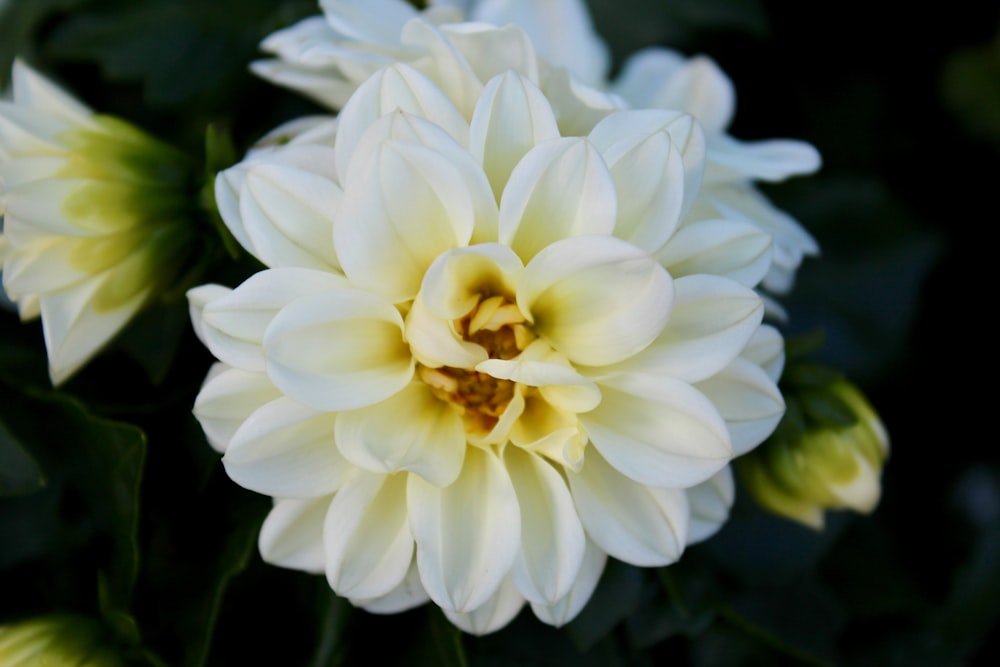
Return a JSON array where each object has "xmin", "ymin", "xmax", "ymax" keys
[
  {"xmin": 251, "ymin": 0, "xmax": 820, "ymax": 292},
  {"xmin": 0, "ymin": 60, "xmax": 196, "ymax": 384},
  {"xmin": 189, "ymin": 62, "xmax": 785, "ymax": 634}
]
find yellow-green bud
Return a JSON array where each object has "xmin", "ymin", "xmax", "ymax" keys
[
  {"xmin": 0, "ymin": 614, "xmax": 125, "ymax": 667},
  {"xmin": 738, "ymin": 377, "xmax": 890, "ymax": 529}
]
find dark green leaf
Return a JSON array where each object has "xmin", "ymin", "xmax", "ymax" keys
[
  {"xmin": 427, "ymin": 606, "xmax": 470, "ymax": 667},
  {"xmin": 0, "ymin": 417, "xmax": 46, "ymax": 496},
  {"xmin": 566, "ymin": 559, "xmax": 645, "ymax": 651},
  {"xmin": 309, "ymin": 592, "xmax": 353, "ymax": 667}
]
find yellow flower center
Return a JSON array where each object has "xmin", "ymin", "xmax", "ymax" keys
[{"xmin": 419, "ymin": 295, "xmax": 534, "ymax": 435}]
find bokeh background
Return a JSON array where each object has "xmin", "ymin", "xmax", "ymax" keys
[{"xmin": 1, "ymin": 0, "xmax": 997, "ymax": 665}]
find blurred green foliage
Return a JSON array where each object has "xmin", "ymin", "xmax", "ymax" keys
[{"xmin": 0, "ymin": 0, "xmax": 996, "ymax": 665}]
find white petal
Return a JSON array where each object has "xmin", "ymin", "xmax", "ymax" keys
[
  {"xmin": 580, "ymin": 375, "xmax": 732, "ymax": 488},
  {"xmin": 707, "ymin": 134, "xmax": 821, "ymax": 184},
  {"xmin": 321, "ymin": 0, "xmax": 419, "ymax": 44},
  {"xmin": 530, "ymin": 538, "xmax": 607, "ymax": 627},
  {"xmin": 469, "ymin": 71, "xmax": 560, "ymax": 200},
  {"xmin": 324, "ymin": 471, "xmax": 413, "ymax": 599},
  {"xmin": 199, "ymin": 268, "xmax": 348, "ymax": 372},
  {"xmin": 259, "ymin": 496, "xmax": 331, "ymax": 574},
  {"xmin": 595, "ymin": 274, "xmax": 763, "ymax": 383},
  {"xmin": 12, "ymin": 59, "xmax": 95, "ymax": 128},
  {"xmin": 408, "ymin": 446, "xmax": 520, "ymax": 612},
  {"xmin": 505, "ymin": 447, "xmax": 585, "ymax": 605},
  {"xmin": 336, "ymin": 381, "xmax": 465, "ymax": 486},
  {"xmin": 334, "ymin": 140, "xmax": 476, "ymax": 302},
  {"xmin": 263, "ymin": 288, "xmax": 414, "ymax": 411},
  {"xmin": 334, "ymin": 63, "xmax": 468, "ymax": 181},
  {"xmin": 193, "ymin": 363, "xmax": 282, "ymax": 453},
  {"xmin": 351, "ymin": 558, "xmax": 429, "ymax": 614},
  {"xmin": 589, "ymin": 109, "xmax": 705, "ymax": 221},
  {"xmin": 568, "ymin": 448, "xmax": 688, "ymax": 566},
  {"xmin": 418, "ymin": 243, "xmax": 522, "ymax": 320},
  {"xmin": 695, "ymin": 356, "xmax": 785, "ymax": 456},
  {"xmin": 405, "ymin": 293, "xmax": 488, "ymax": 369},
  {"xmin": 656, "ymin": 218, "xmax": 772, "ymax": 288},
  {"xmin": 518, "ymin": 235, "xmax": 672, "ymax": 366},
  {"xmin": 187, "ymin": 284, "xmax": 231, "ymax": 350},
  {"xmin": 223, "ymin": 397, "xmax": 352, "ymax": 498},
  {"xmin": 612, "ymin": 50, "xmax": 735, "ymax": 134},
  {"xmin": 741, "ymin": 323, "xmax": 785, "ymax": 383},
  {"xmin": 498, "ymin": 137, "xmax": 616, "ymax": 262},
  {"xmin": 444, "ymin": 576, "xmax": 526, "ymax": 635},
  {"xmin": 441, "ymin": 22, "xmax": 541, "ymax": 84},
  {"xmin": 686, "ymin": 467, "xmax": 735, "ymax": 545},
  {"xmin": 401, "ymin": 18, "xmax": 485, "ymax": 119}
]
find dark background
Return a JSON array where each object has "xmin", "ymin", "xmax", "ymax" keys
[{"xmin": 0, "ymin": 0, "xmax": 997, "ymax": 665}]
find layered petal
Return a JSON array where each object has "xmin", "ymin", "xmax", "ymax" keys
[{"xmin": 259, "ymin": 496, "xmax": 331, "ymax": 574}]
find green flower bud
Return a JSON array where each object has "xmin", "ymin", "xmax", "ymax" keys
[
  {"xmin": 0, "ymin": 614, "xmax": 125, "ymax": 667},
  {"xmin": 738, "ymin": 376, "xmax": 890, "ymax": 529}
]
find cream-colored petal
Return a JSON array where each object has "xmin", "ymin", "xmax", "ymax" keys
[
  {"xmin": 656, "ymin": 218, "xmax": 772, "ymax": 288},
  {"xmin": 334, "ymin": 140, "xmax": 476, "ymax": 302},
  {"xmin": 336, "ymin": 382, "xmax": 465, "ymax": 486},
  {"xmin": 193, "ymin": 363, "xmax": 282, "ymax": 453},
  {"xmin": 568, "ymin": 449, "xmax": 688, "ymax": 566},
  {"xmin": 444, "ymin": 576, "xmax": 526, "ymax": 635},
  {"xmin": 214, "ymin": 166, "xmax": 257, "ymax": 257},
  {"xmin": 408, "ymin": 446, "xmax": 520, "ymax": 612},
  {"xmin": 418, "ymin": 243, "xmax": 522, "ymax": 320},
  {"xmin": 589, "ymin": 109, "xmax": 705, "ymax": 221},
  {"xmin": 469, "ymin": 71, "xmax": 560, "ymax": 200},
  {"xmin": 351, "ymin": 558, "xmax": 429, "ymax": 614},
  {"xmin": 505, "ymin": 447, "xmax": 585, "ymax": 605},
  {"xmin": 612, "ymin": 50, "xmax": 735, "ymax": 134},
  {"xmin": 223, "ymin": 397, "xmax": 350, "ymax": 498},
  {"xmin": 498, "ymin": 137, "xmax": 616, "ymax": 262},
  {"xmin": 686, "ymin": 467, "xmax": 735, "ymax": 545},
  {"xmin": 518, "ymin": 235, "xmax": 672, "ymax": 366},
  {"xmin": 402, "ymin": 18, "xmax": 485, "ymax": 119},
  {"xmin": 259, "ymin": 496, "xmax": 332, "ymax": 574},
  {"xmin": 706, "ymin": 134, "xmax": 821, "ymax": 184},
  {"xmin": 240, "ymin": 163, "xmax": 341, "ymax": 271},
  {"xmin": 441, "ymin": 22, "xmax": 540, "ymax": 84},
  {"xmin": 198, "ymin": 268, "xmax": 347, "ymax": 372},
  {"xmin": 324, "ymin": 471, "xmax": 413, "ymax": 599},
  {"xmin": 187, "ymin": 284, "xmax": 231, "ymax": 350},
  {"xmin": 405, "ymin": 293, "xmax": 488, "ymax": 369},
  {"xmin": 12, "ymin": 59, "xmax": 96, "ymax": 128},
  {"xmin": 594, "ymin": 274, "xmax": 763, "ymax": 383},
  {"xmin": 334, "ymin": 63, "xmax": 468, "ymax": 181},
  {"xmin": 580, "ymin": 375, "xmax": 732, "ymax": 488},
  {"xmin": 740, "ymin": 323, "xmax": 785, "ymax": 383},
  {"xmin": 530, "ymin": 538, "xmax": 606, "ymax": 627},
  {"xmin": 263, "ymin": 288, "xmax": 413, "ymax": 411},
  {"xmin": 695, "ymin": 357, "xmax": 785, "ymax": 456}
]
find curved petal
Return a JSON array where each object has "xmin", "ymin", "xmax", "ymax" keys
[
  {"xmin": 408, "ymin": 446, "xmax": 520, "ymax": 612},
  {"xmin": 593, "ymin": 274, "xmax": 763, "ymax": 383},
  {"xmin": 505, "ymin": 447, "xmax": 586, "ymax": 605},
  {"xmin": 686, "ymin": 467, "xmax": 735, "ymax": 545},
  {"xmin": 324, "ymin": 471, "xmax": 413, "ymax": 599},
  {"xmin": 580, "ymin": 375, "xmax": 732, "ymax": 488},
  {"xmin": 223, "ymin": 397, "xmax": 352, "ymax": 498},
  {"xmin": 518, "ymin": 235, "xmax": 672, "ymax": 366},
  {"xmin": 441, "ymin": 22, "xmax": 541, "ymax": 85},
  {"xmin": 530, "ymin": 538, "xmax": 607, "ymax": 627},
  {"xmin": 263, "ymin": 288, "xmax": 413, "ymax": 411},
  {"xmin": 418, "ymin": 243, "xmax": 522, "ymax": 320},
  {"xmin": 12, "ymin": 59, "xmax": 95, "ymax": 128},
  {"xmin": 401, "ymin": 18, "xmax": 485, "ymax": 119},
  {"xmin": 259, "ymin": 496, "xmax": 331, "ymax": 574},
  {"xmin": 334, "ymin": 140, "xmax": 476, "ymax": 302},
  {"xmin": 193, "ymin": 363, "xmax": 282, "ymax": 453},
  {"xmin": 469, "ymin": 71, "xmax": 560, "ymax": 200},
  {"xmin": 444, "ymin": 576, "xmax": 526, "ymax": 635},
  {"xmin": 706, "ymin": 135, "xmax": 821, "ymax": 184},
  {"xmin": 740, "ymin": 323, "xmax": 785, "ymax": 383},
  {"xmin": 589, "ymin": 109, "xmax": 705, "ymax": 221},
  {"xmin": 498, "ymin": 137, "xmax": 616, "ymax": 262},
  {"xmin": 695, "ymin": 356, "xmax": 785, "ymax": 456},
  {"xmin": 656, "ymin": 218, "xmax": 772, "ymax": 288},
  {"xmin": 334, "ymin": 63, "xmax": 468, "ymax": 181},
  {"xmin": 405, "ymin": 293, "xmax": 488, "ymax": 369},
  {"xmin": 198, "ymin": 268, "xmax": 348, "ymax": 372},
  {"xmin": 351, "ymin": 558, "xmax": 430, "ymax": 614},
  {"xmin": 568, "ymin": 448, "xmax": 688, "ymax": 566},
  {"xmin": 336, "ymin": 381, "xmax": 466, "ymax": 486}
]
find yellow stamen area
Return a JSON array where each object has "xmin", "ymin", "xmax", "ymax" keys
[{"xmin": 420, "ymin": 294, "xmax": 535, "ymax": 435}]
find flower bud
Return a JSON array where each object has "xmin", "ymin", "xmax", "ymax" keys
[
  {"xmin": 0, "ymin": 614, "xmax": 125, "ymax": 667},
  {"xmin": 737, "ymin": 374, "xmax": 889, "ymax": 529},
  {"xmin": 0, "ymin": 59, "xmax": 199, "ymax": 384}
]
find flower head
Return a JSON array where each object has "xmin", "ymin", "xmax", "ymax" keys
[
  {"xmin": 0, "ymin": 60, "xmax": 198, "ymax": 384},
  {"xmin": 190, "ymin": 56, "xmax": 785, "ymax": 633}
]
